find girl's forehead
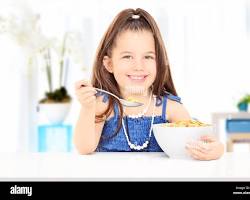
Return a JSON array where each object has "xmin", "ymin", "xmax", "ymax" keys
[{"xmin": 114, "ymin": 30, "xmax": 155, "ymax": 51}]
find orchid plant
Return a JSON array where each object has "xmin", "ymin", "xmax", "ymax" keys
[
  {"xmin": 39, "ymin": 30, "xmax": 86, "ymax": 103},
  {"xmin": 0, "ymin": 5, "xmax": 85, "ymax": 103}
]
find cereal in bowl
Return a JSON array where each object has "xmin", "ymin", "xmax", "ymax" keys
[{"xmin": 162, "ymin": 120, "xmax": 210, "ymax": 127}]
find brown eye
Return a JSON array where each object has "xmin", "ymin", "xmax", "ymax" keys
[
  {"xmin": 145, "ymin": 55, "xmax": 154, "ymax": 59},
  {"xmin": 122, "ymin": 55, "xmax": 133, "ymax": 59}
]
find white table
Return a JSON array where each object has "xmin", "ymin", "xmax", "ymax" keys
[{"xmin": 0, "ymin": 152, "xmax": 250, "ymax": 181}]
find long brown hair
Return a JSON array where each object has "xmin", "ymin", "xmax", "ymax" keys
[{"xmin": 91, "ymin": 8, "xmax": 177, "ymax": 139}]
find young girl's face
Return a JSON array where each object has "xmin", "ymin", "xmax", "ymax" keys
[{"xmin": 103, "ymin": 30, "xmax": 156, "ymax": 96}]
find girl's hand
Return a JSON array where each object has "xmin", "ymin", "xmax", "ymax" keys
[
  {"xmin": 185, "ymin": 135, "xmax": 224, "ymax": 161},
  {"xmin": 75, "ymin": 80, "xmax": 97, "ymax": 108}
]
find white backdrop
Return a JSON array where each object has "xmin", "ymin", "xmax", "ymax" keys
[{"xmin": 0, "ymin": 0, "xmax": 250, "ymax": 152}]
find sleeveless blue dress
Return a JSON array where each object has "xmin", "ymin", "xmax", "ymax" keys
[{"xmin": 96, "ymin": 93, "xmax": 181, "ymax": 152}]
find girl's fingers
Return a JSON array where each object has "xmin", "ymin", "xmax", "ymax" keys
[
  {"xmin": 74, "ymin": 80, "xmax": 97, "ymax": 107},
  {"xmin": 186, "ymin": 137, "xmax": 223, "ymax": 160},
  {"xmin": 75, "ymin": 80, "xmax": 92, "ymax": 90},
  {"xmin": 76, "ymin": 87, "xmax": 97, "ymax": 95},
  {"xmin": 186, "ymin": 141, "xmax": 211, "ymax": 153},
  {"xmin": 76, "ymin": 91, "xmax": 97, "ymax": 102},
  {"xmin": 186, "ymin": 149, "xmax": 200, "ymax": 160},
  {"xmin": 74, "ymin": 79, "xmax": 97, "ymax": 109},
  {"xmin": 186, "ymin": 142, "xmax": 221, "ymax": 160},
  {"xmin": 199, "ymin": 134, "xmax": 216, "ymax": 142},
  {"xmin": 185, "ymin": 147, "xmax": 199, "ymax": 159},
  {"xmin": 187, "ymin": 148, "xmax": 209, "ymax": 160},
  {"xmin": 186, "ymin": 143, "xmax": 208, "ymax": 155}
]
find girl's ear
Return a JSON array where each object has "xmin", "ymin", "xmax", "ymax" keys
[{"xmin": 103, "ymin": 56, "xmax": 113, "ymax": 73}]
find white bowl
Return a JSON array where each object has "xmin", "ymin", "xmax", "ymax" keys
[{"xmin": 153, "ymin": 124, "xmax": 214, "ymax": 159}]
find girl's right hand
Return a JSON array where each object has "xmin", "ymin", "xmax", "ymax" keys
[{"xmin": 75, "ymin": 80, "xmax": 97, "ymax": 109}]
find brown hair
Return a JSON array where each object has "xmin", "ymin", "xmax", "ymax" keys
[{"xmin": 91, "ymin": 8, "xmax": 177, "ymax": 139}]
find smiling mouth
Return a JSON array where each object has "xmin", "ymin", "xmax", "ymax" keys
[{"xmin": 127, "ymin": 75, "xmax": 148, "ymax": 81}]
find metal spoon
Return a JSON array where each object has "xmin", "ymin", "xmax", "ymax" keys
[
  {"xmin": 81, "ymin": 84, "xmax": 143, "ymax": 107},
  {"xmin": 94, "ymin": 88, "xmax": 143, "ymax": 107}
]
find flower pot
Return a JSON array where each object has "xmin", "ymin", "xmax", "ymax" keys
[
  {"xmin": 238, "ymin": 102, "xmax": 248, "ymax": 112},
  {"xmin": 38, "ymin": 102, "xmax": 71, "ymax": 125}
]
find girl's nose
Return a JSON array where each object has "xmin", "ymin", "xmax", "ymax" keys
[{"xmin": 133, "ymin": 59, "xmax": 143, "ymax": 71}]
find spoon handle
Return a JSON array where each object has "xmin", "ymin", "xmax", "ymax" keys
[{"xmin": 94, "ymin": 88, "xmax": 121, "ymax": 101}]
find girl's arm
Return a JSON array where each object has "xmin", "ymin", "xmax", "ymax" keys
[
  {"xmin": 167, "ymin": 99, "xmax": 191, "ymax": 122},
  {"xmin": 73, "ymin": 80, "xmax": 106, "ymax": 155}
]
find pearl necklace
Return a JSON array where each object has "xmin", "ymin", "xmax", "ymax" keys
[
  {"xmin": 125, "ymin": 91, "xmax": 153, "ymax": 119},
  {"xmin": 122, "ymin": 96, "xmax": 156, "ymax": 150}
]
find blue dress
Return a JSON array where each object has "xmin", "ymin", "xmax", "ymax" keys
[{"xmin": 96, "ymin": 93, "xmax": 181, "ymax": 152}]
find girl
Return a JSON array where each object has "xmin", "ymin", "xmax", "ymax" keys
[{"xmin": 74, "ymin": 8, "xmax": 224, "ymax": 160}]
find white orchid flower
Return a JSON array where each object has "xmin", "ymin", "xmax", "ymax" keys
[{"xmin": 1, "ymin": 4, "xmax": 85, "ymax": 97}]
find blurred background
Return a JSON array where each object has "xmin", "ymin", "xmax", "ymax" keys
[{"xmin": 0, "ymin": 0, "xmax": 250, "ymax": 153}]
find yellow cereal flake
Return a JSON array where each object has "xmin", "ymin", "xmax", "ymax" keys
[
  {"xmin": 127, "ymin": 97, "xmax": 139, "ymax": 102},
  {"xmin": 162, "ymin": 120, "xmax": 210, "ymax": 127}
]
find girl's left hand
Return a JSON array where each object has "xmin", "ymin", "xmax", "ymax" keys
[{"xmin": 185, "ymin": 135, "xmax": 224, "ymax": 161}]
